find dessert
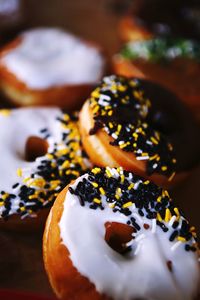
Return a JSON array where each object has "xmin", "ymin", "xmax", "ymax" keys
[
  {"xmin": 0, "ymin": 27, "xmax": 105, "ymax": 109},
  {"xmin": 0, "ymin": 108, "xmax": 90, "ymax": 230},
  {"xmin": 44, "ymin": 167, "xmax": 200, "ymax": 300},
  {"xmin": 113, "ymin": 37, "xmax": 200, "ymax": 113},
  {"xmin": 79, "ymin": 75, "xmax": 200, "ymax": 187}
]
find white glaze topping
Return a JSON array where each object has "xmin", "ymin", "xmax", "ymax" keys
[
  {"xmin": 0, "ymin": 108, "xmax": 90, "ymax": 218},
  {"xmin": 2, "ymin": 28, "xmax": 105, "ymax": 89},
  {"xmin": 59, "ymin": 170, "xmax": 199, "ymax": 300}
]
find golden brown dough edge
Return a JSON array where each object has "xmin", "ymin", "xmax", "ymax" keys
[{"xmin": 43, "ymin": 185, "xmax": 111, "ymax": 300}]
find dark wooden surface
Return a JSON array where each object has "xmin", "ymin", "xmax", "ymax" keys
[{"xmin": 0, "ymin": 0, "xmax": 199, "ymax": 298}]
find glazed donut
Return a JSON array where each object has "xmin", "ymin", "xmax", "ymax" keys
[
  {"xmin": 118, "ymin": 1, "xmax": 200, "ymax": 42},
  {"xmin": 0, "ymin": 27, "xmax": 105, "ymax": 109},
  {"xmin": 79, "ymin": 75, "xmax": 200, "ymax": 188},
  {"xmin": 113, "ymin": 37, "xmax": 200, "ymax": 114},
  {"xmin": 0, "ymin": 108, "xmax": 91, "ymax": 230},
  {"xmin": 43, "ymin": 167, "xmax": 200, "ymax": 300}
]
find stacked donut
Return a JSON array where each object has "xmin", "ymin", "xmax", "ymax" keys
[{"xmin": 0, "ymin": 24, "xmax": 199, "ymax": 300}]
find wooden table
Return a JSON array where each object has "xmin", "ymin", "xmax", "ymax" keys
[{"xmin": 0, "ymin": 0, "xmax": 199, "ymax": 298}]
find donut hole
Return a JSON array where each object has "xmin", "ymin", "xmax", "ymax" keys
[
  {"xmin": 104, "ymin": 221, "xmax": 135, "ymax": 255},
  {"xmin": 25, "ymin": 136, "xmax": 49, "ymax": 162}
]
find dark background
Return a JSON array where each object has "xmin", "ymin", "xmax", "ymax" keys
[{"xmin": 0, "ymin": 0, "xmax": 199, "ymax": 298}]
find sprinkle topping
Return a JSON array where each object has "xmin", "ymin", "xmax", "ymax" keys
[
  {"xmin": 0, "ymin": 111, "xmax": 90, "ymax": 219},
  {"xmin": 88, "ymin": 75, "xmax": 176, "ymax": 178},
  {"xmin": 69, "ymin": 167, "xmax": 198, "ymax": 253},
  {"xmin": 120, "ymin": 38, "xmax": 200, "ymax": 62}
]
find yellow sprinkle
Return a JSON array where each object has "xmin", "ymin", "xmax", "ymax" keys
[
  {"xmin": 99, "ymin": 187, "xmax": 105, "ymax": 195},
  {"xmin": 50, "ymin": 180, "xmax": 60, "ymax": 186},
  {"xmin": 123, "ymin": 201, "xmax": 132, "ymax": 208},
  {"xmin": 92, "ymin": 105, "xmax": 99, "ymax": 114},
  {"xmin": 63, "ymin": 114, "xmax": 70, "ymax": 121},
  {"xmin": 133, "ymin": 132, "xmax": 138, "ymax": 139},
  {"xmin": 56, "ymin": 149, "xmax": 68, "ymax": 156},
  {"xmin": 105, "ymin": 105, "xmax": 111, "ymax": 111},
  {"xmin": 117, "ymin": 124, "xmax": 122, "ymax": 132},
  {"xmin": 150, "ymin": 137, "xmax": 158, "ymax": 145},
  {"xmin": 109, "ymin": 203, "xmax": 115, "ymax": 208},
  {"xmin": 109, "ymin": 122, "xmax": 113, "ymax": 129},
  {"xmin": 91, "ymin": 90, "xmax": 100, "ymax": 98},
  {"xmin": 120, "ymin": 175, "xmax": 125, "ymax": 183},
  {"xmin": 168, "ymin": 172, "xmax": 176, "ymax": 182},
  {"xmin": 0, "ymin": 109, "xmax": 11, "ymax": 117},
  {"xmin": 23, "ymin": 177, "xmax": 31, "ymax": 183},
  {"xmin": 118, "ymin": 85, "xmax": 126, "ymax": 92},
  {"xmin": 119, "ymin": 143, "xmax": 127, "ymax": 149},
  {"xmin": 108, "ymin": 110, "xmax": 113, "ymax": 116},
  {"xmin": 93, "ymin": 198, "xmax": 101, "ymax": 204},
  {"xmin": 29, "ymin": 178, "xmax": 45, "ymax": 188},
  {"xmin": 20, "ymin": 207, "xmax": 25, "ymax": 212},
  {"xmin": 133, "ymin": 90, "xmax": 143, "ymax": 99},
  {"xmin": 29, "ymin": 195, "xmax": 37, "ymax": 199},
  {"xmin": 2, "ymin": 193, "xmax": 8, "ymax": 200},
  {"xmin": 128, "ymin": 183, "xmax": 134, "ymax": 190},
  {"xmin": 161, "ymin": 166, "xmax": 168, "ymax": 171},
  {"xmin": 156, "ymin": 156, "xmax": 160, "ymax": 161},
  {"xmin": 61, "ymin": 161, "xmax": 70, "ymax": 169},
  {"xmin": 157, "ymin": 196, "xmax": 162, "ymax": 202},
  {"xmin": 144, "ymin": 180, "xmax": 150, "ymax": 185},
  {"xmin": 106, "ymin": 169, "xmax": 112, "ymax": 177},
  {"xmin": 157, "ymin": 213, "xmax": 163, "ymax": 222},
  {"xmin": 17, "ymin": 168, "xmax": 22, "ymax": 177},
  {"xmin": 92, "ymin": 167, "xmax": 101, "ymax": 174},
  {"xmin": 142, "ymin": 152, "xmax": 148, "ymax": 156},
  {"xmin": 133, "ymin": 143, "xmax": 137, "ymax": 147},
  {"xmin": 121, "ymin": 98, "xmax": 128, "ymax": 104},
  {"xmin": 164, "ymin": 190, "xmax": 170, "ymax": 198},
  {"xmin": 155, "ymin": 132, "xmax": 160, "ymax": 140},
  {"xmin": 92, "ymin": 182, "xmax": 98, "ymax": 188},
  {"xmin": 115, "ymin": 194, "xmax": 120, "ymax": 200},
  {"xmin": 165, "ymin": 208, "xmax": 172, "ymax": 223},
  {"xmin": 46, "ymin": 154, "xmax": 54, "ymax": 160},
  {"xmin": 177, "ymin": 236, "xmax": 186, "ymax": 242},
  {"xmin": 149, "ymin": 154, "xmax": 158, "ymax": 161},
  {"xmin": 130, "ymin": 80, "xmax": 137, "ymax": 87}
]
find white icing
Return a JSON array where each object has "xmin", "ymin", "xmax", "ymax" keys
[
  {"xmin": 0, "ymin": 108, "xmax": 61, "ymax": 192},
  {"xmin": 0, "ymin": 0, "xmax": 19, "ymax": 15},
  {"xmin": 59, "ymin": 174, "xmax": 200, "ymax": 300},
  {"xmin": 2, "ymin": 28, "xmax": 104, "ymax": 89},
  {"xmin": 0, "ymin": 108, "xmax": 90, "ymax": 217}
]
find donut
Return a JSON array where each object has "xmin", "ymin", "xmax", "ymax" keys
[
  {"xmin": 43, "ymin": 167, "xmax": 200, "ymax": 300},
  {"xmin": 0, "ymin": 27, "xmax": 105, "ymax": 109},
  {"xmin": 118, "ymin": 1, "xmax": 200, "ymax": 42},
  {"xmin": 0, "ymin": 108, "xmax": 91, "ymax": 230},
  {"xmin": 113, "ymin": 37, "xmax": 200, "ymax": 114},
  {"xmin": 79, "ymin": 75, "xmax": 200, "ymax": 188}
]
